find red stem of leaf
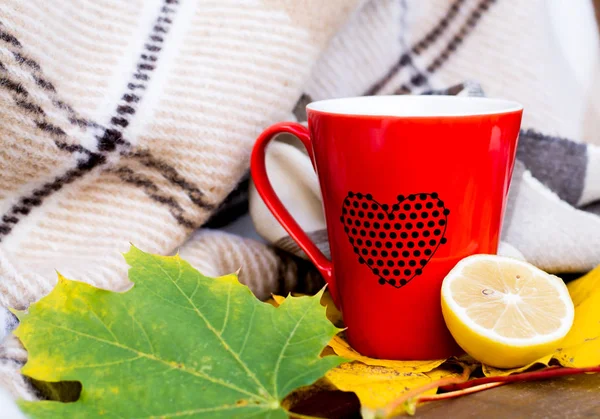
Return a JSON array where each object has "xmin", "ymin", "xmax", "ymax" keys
[
  {"xmin": 383, "ymin": 365, "xmax": 600, "ymax": 417},
  {"xmin": 383, "ymin": 364, "xmax": 474, "ymax": 417},
  {"xmin": 440, "ymin": 366, "xmax": 600, "ymax": 392},
  {"xmin": 418, "ymin": 382, "xmax": 505, "ymax": 402}
]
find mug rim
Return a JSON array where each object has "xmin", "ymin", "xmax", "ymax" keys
[{"xmin": 306, "ymin": 95, "xmax": 523, "ymax": 118}]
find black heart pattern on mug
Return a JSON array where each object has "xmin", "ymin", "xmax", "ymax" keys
[{"xmin": 340, "ymin": 192, "xmax": 449, "ymax": 289}]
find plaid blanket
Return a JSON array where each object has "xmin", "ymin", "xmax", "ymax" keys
[{"xmin": 0, "ymin": 0, "xmax": 599, "ymax": 404}]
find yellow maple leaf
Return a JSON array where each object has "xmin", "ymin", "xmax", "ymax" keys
[
  {"xmin": 325, "ymin": 362, "xmax": 459, "ymax": 409},
  {"xmin": 566, "ymin": 267, "xmax": 600, "ymax": 306},
  {"xmin": 482, "ymin": 354, "xmax": 553, "ymax": 377},
  {"xmin": 267, "ymin": 294, "xmax": 286, "ymax": 306},
  {"xmin": 328, "ymin": 335, "xmax": 445, "ymax": 373},
  {"xmin": 552, "ymin": 268, "xmax": 600, "ymax": 367},
  {"xmin": 319, "ymin": 290, "xmax": 345, "ymax": 328}
]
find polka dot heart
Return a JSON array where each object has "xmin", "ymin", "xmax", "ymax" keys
[{"xmin": 340, "ymin": 192, "xmax": 449, "ymax": 289}]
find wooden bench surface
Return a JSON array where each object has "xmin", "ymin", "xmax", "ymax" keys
[
  {"xmin": 416, "ymin": 373, "xmax": 600, "ymax": 418},
  {"xmin": 290, "ymin": 373, "xmax": 600, "ymax": 418}
]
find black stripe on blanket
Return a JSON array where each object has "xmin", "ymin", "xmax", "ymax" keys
[
  {"xmin": 425, "ymin": 0, "xmax": 496, "ymax": 74},
  {"xmin": 366, "ymin": 0, "xmax": 496, "ymax": 96},
  {"xmin": 364, "ymin": 0, "xmax": 469, "ymax": 95},
  {"xmin": 0, "ymin": 1, "xmax": 217, "ymax": 238},
  {"xmin": 412, "ymin": 0, "xmax": 468, "ymax": 54},
  {"xmin": 0, "ymin": 29, "xmax": 22, "ymax": 48},
  {"xmin": 123, "ymin": 150, "xmax": 214, "ymax": 211},
  {"xmin": 110, "ymin": 167, "xmax": 197, "ymax": 229},
  {"xmin": 96, "ymin": 2, "xmax": 180, "ymax": 151},
  {"xmin": 516, "ymin": 129, "xmax": 587, "ymax": 206},
  {"xmin": 0, "ymin": 70, "xmax": 107, "ymax": 237}
]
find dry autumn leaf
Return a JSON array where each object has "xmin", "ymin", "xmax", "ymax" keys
[
  {"xmin": 324, "ymin": 362, "xmax": 460, "ymax": 409},
  {"xmin": 553, "ymin": 269, "xmax": 600, "ymax": 368},
  {"xmin": 270, "ymin": 294, "xmax": 456, "ymax": 413},
  {"xmin": 328, "ymin": 335, "xmax": 445, "ymax": 373},
  {"xmin": 268, "ymin": 294, "xmax": 286, "ymax": 306},
  {"xmin": 566, "ymin": 266, "xmax": 600, "ymax": 306},
  {"xmin": 320, "ymin": 290, "xmax": 345, "ymax": 328},
  {"xmin": 482, "ymin": 354, "xmax": 553, "ymax": 377},
  {"xmin": 323, "ymin": 334, "xmax": 465, "ymax": 417}
]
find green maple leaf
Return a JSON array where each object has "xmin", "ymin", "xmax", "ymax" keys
[{"xmin": 16, "ymin": 246, "xmax": 344, "ymax": 418}]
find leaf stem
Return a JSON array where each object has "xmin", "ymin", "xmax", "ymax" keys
[
  {"xmin": 439, "ymin": 365, "xmax": 600, "ymax": 392},
  {"xmin": 287, "ymin": 410, "xmax": 329, "ymax": 419},
  {"xmin": 383, "ymin": 364, "xmax": 474, "ymax": 418},
  {"xmin": 418, "ymin": 382, "xmax": 505, "ymax": 402},
  {"xmin": 404, "ymin": 365, "xmax": 600, "ymax": 413}
]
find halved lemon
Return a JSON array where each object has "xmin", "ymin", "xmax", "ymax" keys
[{"xmin": 441, "ymin": 255, "xmax": 574, "ymax": 368}]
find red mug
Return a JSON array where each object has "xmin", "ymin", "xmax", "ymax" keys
[{"xmin": 251, "ymin": 96, "xmax": 523, "ymax": 360}]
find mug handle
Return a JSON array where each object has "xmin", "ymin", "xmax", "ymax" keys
[{"xmin": 251, "ymin": 122, "xmax": 338, "ymax": 304}]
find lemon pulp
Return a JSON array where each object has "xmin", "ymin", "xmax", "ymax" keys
[{"xmin": 441, "ymin": 255, "xmax": 574, "ymax": 368}]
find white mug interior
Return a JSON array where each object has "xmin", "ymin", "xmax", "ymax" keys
[{"xmin": 306, "ymin": 95, "xmax": 523, "ymax": 117}]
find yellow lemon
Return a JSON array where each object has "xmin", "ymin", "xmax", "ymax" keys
[{"xmin": 441, "ymin": 255, "xmax": 574, "ymax": 368}]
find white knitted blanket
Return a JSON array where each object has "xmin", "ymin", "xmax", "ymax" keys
[{"xmin": 0, "ymin": 0, "xmax": 599, "ymax": 404}]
